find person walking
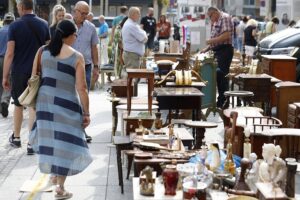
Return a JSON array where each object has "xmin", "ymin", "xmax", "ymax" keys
[
  {"xmin": 265, "ymin": 17, "xmax": 279, "ymax": 36},
  {"xmin": 236, "ymin": 16, "xmax": 248, "ymax": 53},
  {"xmin": 156, "ymin": 14, "xmax": 171, "ymax": 40},
  {"xmin": 0, "ymin": 12, "xmax": 15, "ymax": 118},
  {"xmin": 72, "ymin": 1, "xmax": 99, "ymax": 143},
  {"xmin": 98, "ymin": 15, "xmax": 109, "ymax": 65},
  {"xmin": 200, "ymin": 7, "xmax": 234, "ymax": 108},
  {"xmin": 2, "ymin": 0, "xmax": 50, "ymax": 154},
  {"xmin": 122, "ymin": 7, "xmax": 148, "ymax": 75},
  {"xmin": 244, "ymin": 19, "xmax": 258, "ymax": 65},
  {"xmin": 141, "ymin": 7, "xmax": 156, "ymax": 56},
  {"xmin": 49, "ymin": 4, "xmax": 66, "ymax": 38},
  {"xmin": 110, "ymin": 6, "xmax": 128, "ymax": 46},
  {"xmin": 29, "ymin": 19, "xmax": 92, "ymax": 199}
]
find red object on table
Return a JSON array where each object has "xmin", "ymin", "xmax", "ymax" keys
[{"xmin": 162, "ymin": 164, "xmax": 179, "ymax": 195}]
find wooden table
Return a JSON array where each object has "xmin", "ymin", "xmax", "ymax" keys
[
  {"xmin": 153, "ymin": 87, "xmax": 204, "ymax": 123},
  {"xmin": 127, "ymin": 69, "xmax": 155, "ymax": 115},
  {"xmin": 233, "ymin": 73, "xmax": 281, "ymax": 112}
]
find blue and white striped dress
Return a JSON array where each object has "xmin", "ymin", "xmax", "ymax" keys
[{"xmin": 30, "ymin": 49, "xmax": 93, "ymax": 176}]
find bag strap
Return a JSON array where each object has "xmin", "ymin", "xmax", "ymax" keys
[
  {"xmin": 36, "ymin": 46, "xmax": 44, "ymax": 75},
  {"xmin": 24, "ymin": 19, "xmax": 43, "ymax": 46}
]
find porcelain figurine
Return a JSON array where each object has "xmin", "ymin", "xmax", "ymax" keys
[
  {"xmin": 258, "ymin": 144, "xmax": 287, "ymax": 189},
  {"xmin": 140, "ymin": 166, "xmax": 154, "ymax": 196}
]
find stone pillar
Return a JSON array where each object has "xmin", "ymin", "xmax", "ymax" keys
[{"xmin": 100, "ymin": 0, "xmax": 104, "ymax": 15}]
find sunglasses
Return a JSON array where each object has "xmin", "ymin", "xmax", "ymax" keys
[{"xmin": 76, "ymin": 9, "xmax": 89, "ymax": 17}]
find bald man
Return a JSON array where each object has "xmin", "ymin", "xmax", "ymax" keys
[
  {"xmin": 72, "ymin": 1, "xmax": 99, "ymax": 142},
  {"xmin": 141, "ymin": 7, "xmax": 156, "ymax": 56},
  {"xmin": 122, "ymin": 7, "xmax": 147, "ymax": 75}
]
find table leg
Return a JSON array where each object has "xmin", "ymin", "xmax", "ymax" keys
[
  {"xmin": 116, "ymin": 145, "xmax": 124, "ymax": 193},
  {"xmin": 112, "ymin": 100, "xmax": 119, "ymax": 138},
  {"xmin": 148, "ymin": 77, "xmax": 153, "ymax": 115},
  {"xmin": 127, "ymin": 154, "xmax": 134, "ymax": 179},
  {"xmin": 127, "ymin": 78, "xmax": 132, "ymax": 115},
  {"xmin": 194, "ymin": 128, "xmax": 205, "ymax": 149}
]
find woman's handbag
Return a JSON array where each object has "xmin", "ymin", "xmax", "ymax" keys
[{"xmin": 18, "ymin": 47, "xmax": 43, "ymax": 107}]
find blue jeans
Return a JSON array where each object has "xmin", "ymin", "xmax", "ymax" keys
[{"xmin": 85, "ymin": 64, "xmax": 92, "ymax": 92}]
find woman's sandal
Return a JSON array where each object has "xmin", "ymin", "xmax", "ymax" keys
[{"xmin": 55, "ymin": 185, "xmax": 73, "ymax": 200}]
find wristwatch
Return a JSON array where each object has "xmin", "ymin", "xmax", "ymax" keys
[{"xmin": 94, "ymin": 64, "xmax": 99, "ymax": 68}]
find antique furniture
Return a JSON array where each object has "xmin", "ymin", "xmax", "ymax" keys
[
  {"xmin": 122, "ymin": 111, "xmax": 155, "ymax": 135},
  {"xmin": 100, "ymin": 64, "xmax": 114, "ymax": 88},
  {"xmin": 153, "ymin": 87, "xmax": 204, "ymax": 123},
  {"xmin": 233, "ymin": 73, "xmax": 281, "ymax": 110},
  {"xmin": 235, "ymin": 74, "xmax": 272, "ymax": 114},
  {"xmin": 275, "ymin": 81, "xmax": 300, "ymax": 127},
  {"xmin": 261, "ymin": 55, "xmax": 296, "ymax": 82},
  {"xmin": 108, "ymin": 97, "xmax": 158, "ymax": 137},
  {"xmin": 116, "ymin": 104, "xmax": 159, "ymax": 135},
  {"xmin": 127, "ymin": 69, "xmax": 155, "ymax": 115},
  {"xmin": 259, "ymin": 128, "xmax": 300, "ymax": 158},
  {"xmin": 287, "ymin": 102, "xmax": 300, "ymax": 128},
  {"xmin": 111, "ymin": 79, "xmax": 136, "ymax": 97},
  {"xmin": 192, "ymin": 55, "xmax": 219, "ymax": 118},
  {"xmin": 262, "ymin": 55, "xmax": 296, "ymax": 106},
  {"xmin": 183, "ymin": 120, "xmax": 218, "ymax": 149},
  {"xmin": 113, "ymin": 135, "xmax": 133, "ymax": 194},
  {"xmin": 223, "ymin": 91, "xmax": 254, "ymax": 109}
]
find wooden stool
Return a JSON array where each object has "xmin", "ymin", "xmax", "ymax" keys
[
  {"xmin": 223, "ymin": 90, "xmax": 254, "ymax": 109},
  {"xmin": 184, "ymin": 120, "xmax": 218, "ymax": 149},
  {"xmin": 127, "ymin": 69, "xmax": 154, "ymax": 115},
  {"xmin": 113, "ymin": 136, "xmax": 133, "ymax": 194}
]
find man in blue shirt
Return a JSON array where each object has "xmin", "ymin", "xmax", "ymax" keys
[
  {"xmin": 98, "ymin": 15, "xmax": 109, "ymax": 65},
  {"xmin": 2, "ymin": 0, "xmax": 50, "ymax": 153},
  {"xmin": 0, "ymin": 12, "xmax": 15, "ymax": 118}
]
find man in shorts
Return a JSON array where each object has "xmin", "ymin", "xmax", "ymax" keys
[
  {"xmin": 141, "ymin": 7, "xmax": 156, "ymax": 56},
  {"xmin": 2, "ymin": 0, "xmax": 50, "ymax": 154}
]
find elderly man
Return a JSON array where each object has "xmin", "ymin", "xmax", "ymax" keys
[
  {"xmin": 72, "ymin": 1, "xmax": 99, "ymax": 142},
  {"xmin": 122, "ymin": 7, "xmax": 148, "ymax": 75},
  {"xmin": 2, "ymin": 0, "xmax": 49, "ymax": 154},
  {"xmin": 201, "ymin": 7, "xmax": 234, "ymax": 108},
  {"xmin": 98, "ymin": 15, "xmax": 109, "ymax": 65}
]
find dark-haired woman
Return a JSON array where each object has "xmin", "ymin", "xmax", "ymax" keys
[{"xmin": 30, "ymin": 19, "xmax": 92, "ymax": 199}]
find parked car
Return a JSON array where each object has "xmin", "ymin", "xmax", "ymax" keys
[{"xmin": 257, "ymin": 20, "xmax": 300, "ymax": 82}]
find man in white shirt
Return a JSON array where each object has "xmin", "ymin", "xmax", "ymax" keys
[{"xmin": 122, "ymin": 7, "xmax": 148, "ymax": 75}]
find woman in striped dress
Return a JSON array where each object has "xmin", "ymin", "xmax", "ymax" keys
[{"xmin": 30, "ymin": 19, "xmax": 92, "ymax": 199}]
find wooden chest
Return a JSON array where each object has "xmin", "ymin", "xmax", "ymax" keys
[{"xmin": 287, "ymin": 102, "xmax": 300, "ymax": 128}]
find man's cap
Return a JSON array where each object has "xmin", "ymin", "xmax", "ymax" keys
[{"xmin": 4, "ymin": 12, "xmax": 15, "ymax": 21}]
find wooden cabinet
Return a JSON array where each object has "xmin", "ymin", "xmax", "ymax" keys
[
  {"xmin": 262, "ymin": 55, "xmax": 296, "ymax": 81},
  {"xmin": 262, "ymin": 55, "xmax": 296, "ymax": 106},
  {"xmin": 275, "ymin": 81, "xmax": 300, "ymax": 127}
]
